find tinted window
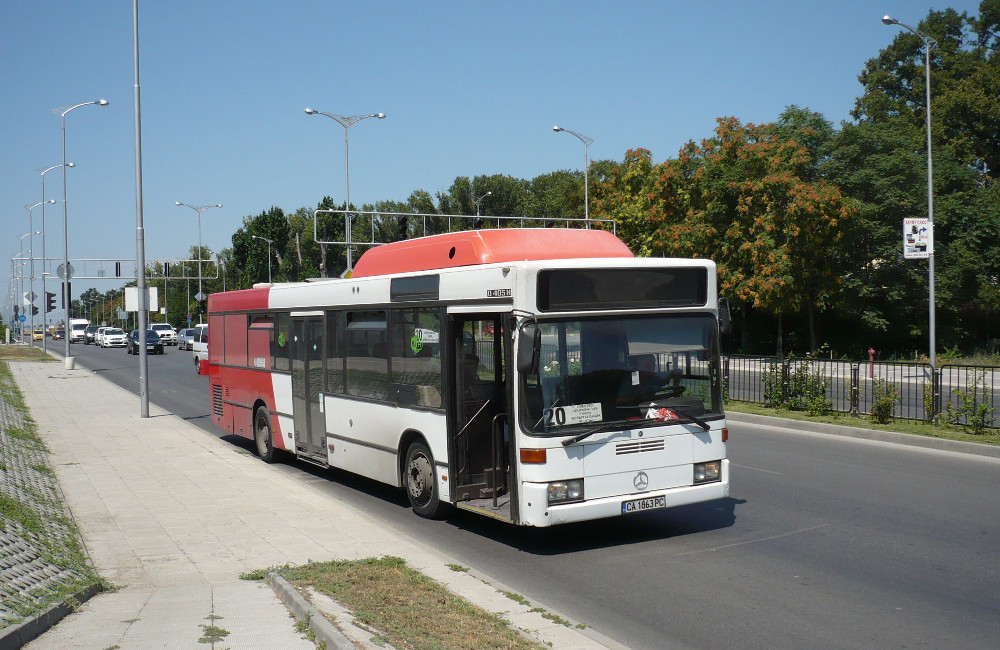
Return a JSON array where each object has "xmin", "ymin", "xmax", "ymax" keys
[
  {"xmin": 391, "ymin": 308, "xmax": 442, "ymax": 408},
  {"xmin": 272, "ymin": 312, "xmax": 290, "ymax": 372},
  {"xmin": 345, "ymin": 310, "xmax": 388, "ymax": 400}
]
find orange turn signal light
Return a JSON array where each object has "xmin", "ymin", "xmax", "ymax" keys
[
  {"xmin": 722, "ymin": 428, "xmax": 729, "ymax": 442},
  {"xmin": 520, "ymin": 448, "xmax": 547, "ymax": 464}
]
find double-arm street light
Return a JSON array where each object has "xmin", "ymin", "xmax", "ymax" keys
[
  {"xmin": 883, "ymin": 14, "xmax": 937, "ymax": 368},
  {"xmin": 58, "ymin": 98, "xmax": 109, "ymax": 366},
  {"xmin": 251, "ymin": 235, "xmax": 274, "ymax": 283},
  {"xmin": 37, "ymin": 164, "xmax": 72, "ymax": 352},
  {"xmin": 553, "ymin": 125, "xmax": 593, "ymax": 225},
  {"xmin": 304, "ymin": 107, "xmax": 386, "ymax": 272},
  {"xmin": 175, "ymin": 202, "xmax": 223, "ymax": 318},
  {"xmin": 24, "ymin": 202, "xmax": 54, "ymax": 339}
]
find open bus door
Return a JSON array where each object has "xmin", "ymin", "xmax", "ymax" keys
[{"xmin": 449, "ymin": 314, "xmax": 514, "ymax": 521}]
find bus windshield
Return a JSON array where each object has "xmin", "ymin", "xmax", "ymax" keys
[{"xmin": 522, "ymin": 314, "xmax": 723, "ymax": 434}]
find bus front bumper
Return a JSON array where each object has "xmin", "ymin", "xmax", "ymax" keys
[{"xmin": 520, "ymin": 464, "xmax": 730, "ymax": 527}]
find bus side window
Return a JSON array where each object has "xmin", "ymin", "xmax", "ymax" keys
[
  {"xmin": 391, "ymin": 308, "xmax": 442, "ymax": 408},
  {"xmin": 346, "ymin": 310, "xmax": 388, "ymax": 400},
  {"xmin": 326, "ymin": 311, "xmax": 345, "ymax": 394},
  {"xmin": 272, "ymin": 312, "xmax": 290, "ymax": 372}
]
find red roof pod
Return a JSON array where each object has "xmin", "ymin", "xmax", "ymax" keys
[{"xmin": 351, "ymin": 228, "xmax": 633, "ymax": 278}]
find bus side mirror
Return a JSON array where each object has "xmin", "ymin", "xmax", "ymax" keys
[
  {"xmin": 718, "ymin": 298, "xmax": 732, "ymax": 335},
  {"xmin": 517, "ymin": 322, "xmax": 541, "ymax": 374}
]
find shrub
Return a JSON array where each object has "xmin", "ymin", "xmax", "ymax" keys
[{"xmin": 869, "ymin": 379, "xmax": 899, "ymax": 424}]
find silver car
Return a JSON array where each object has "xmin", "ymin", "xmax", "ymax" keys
[{"xmin": 177, "ymin": 328, "xmax": 196, "ymax": 351}]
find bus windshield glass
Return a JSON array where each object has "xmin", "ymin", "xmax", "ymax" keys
[{"xmin": 522, "ymin": 314, "xmax": 722, "ymax": 434}]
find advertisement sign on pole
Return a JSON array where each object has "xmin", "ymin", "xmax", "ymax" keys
[{"xmin": 903, "ymin": 218, "xmax": 932, "ymax": 259}]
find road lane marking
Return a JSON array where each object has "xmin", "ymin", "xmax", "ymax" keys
[
  {"xmin": 672, "ymin": 524, "xmax": 829, "ymax": 557},
  {"xmin": 731, "ymin": 462, "xmax": 782, "ymax": 475}
]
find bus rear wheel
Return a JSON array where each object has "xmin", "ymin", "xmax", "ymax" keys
[
  {"xmin": 254, "ymin": 406, "xmax": 276, "ymax": 463},
  {"xmin": 404, "ymin": 442, "xmax": 449, "ymax": 519}
]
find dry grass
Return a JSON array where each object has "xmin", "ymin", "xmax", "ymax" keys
[
  {"xmin": 0, "ymin": 345, "xmax": 57, "ymax": 363},
  {"xmin": 277, "ymin": 557, "xmax": 545, "ymax": 650}
]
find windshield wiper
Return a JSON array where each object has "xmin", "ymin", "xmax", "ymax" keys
[
  {"xmin": 561, "ymin": 418, "xmax": 662, "ymax": 447},
  {"xmin": 638, "ymin": 402, "xmax": 711, "ymax": 431}
]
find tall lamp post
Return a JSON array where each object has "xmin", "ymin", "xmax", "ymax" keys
[
  {"xmin": 24, "ymin": 202, "xmax": 53, "ymax": 339},
  {"xmin": 883, "ymin": 14, "xmax": 937, "ymax": 368},
  {"xmin": 553, "ymin": 125, "xmax": 593, "ymax": 225},
  {"xmin": 175, "ymin": 202, "xmax": 223, "ymax": 319},
  {"xmin": 58, "ymin": 98, "xmax": 109, "ymax": 367},
  {"xmin": 475, "ymin": 191, "xmax": 492, "ymax": 217},
  {"xmin": 251, "ymin": 235, "xmax": 274, "ymax": 283},
  {"xmin": 17, "ymin": 234, "xmax": 32, "ymax": 338},
  {"xmin": 304, "ymin": 108, "xmax": 386, "ymax": 272},
  {"xmin": 37, "ymin": 164, "xmax": 72, "ymax": 352}
]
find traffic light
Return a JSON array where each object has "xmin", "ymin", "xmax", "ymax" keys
[
  {"xmin": 30, "ymin": 305, "xmax": 38, "ymax": 317},
  {"xmin": 45, "ymin": 292, "xmax": 56, "ymax": 313},
  {"xmin": 163, "ymin": 262, "xmax": 170, "ymax": 278},
  {"xmin": 198, "ymin": 300, "xmax": 206, "ymax": 315}
]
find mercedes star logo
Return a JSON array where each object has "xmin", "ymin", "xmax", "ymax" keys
[{"xmin": 634, "ymin": 471, "xmax": 649, "ymax": 491}]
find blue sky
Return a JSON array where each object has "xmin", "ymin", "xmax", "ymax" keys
[{"xmin": 1, "ymin": 0, "xmax": 984, "ymax": 308}]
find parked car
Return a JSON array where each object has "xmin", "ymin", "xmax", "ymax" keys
[
  {"xmin": 127, "ymin": 329, "xmax": 164, "ymax": 355},
  {"xmin": 150, "ymin": 323, "xmax": 178, "ymax": 346},
  {"xmin": 192, "ymin": 324, "xmax": 208, "ymax": 373},
  {"xmin": 84, "ymin": 325, "xmax": 99, "ymax": 344},
  {"xmin": 31, "ymin": 329, "xmax": 44, "ymax": 341},
  {"xmin": 176, "ymin": 327, "xmax": 196, "ymax": 351},
  {"xmin": 53, "ymin": 330, "xmax": 65, "ymax": 340},
  {"xmin": 100, "ymin": 328, "xmax": 127, "ymax": 348}
]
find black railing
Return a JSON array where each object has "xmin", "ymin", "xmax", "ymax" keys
[{"xmin": 723, "ymin": 355, "xmax": 999, "ymax": 429}]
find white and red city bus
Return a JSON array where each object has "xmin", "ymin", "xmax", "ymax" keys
[{"xmin": 206, "ymin": 227, "xmax": 728, "ymax": 526}]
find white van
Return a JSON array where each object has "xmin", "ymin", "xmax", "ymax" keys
[
  {"xmin": 69, "ymin": 318, "xmax": 89, "ymax": 343},
  {"xmin": 192, "ymin": 324, "xmax": 208, "ymax": 374}
]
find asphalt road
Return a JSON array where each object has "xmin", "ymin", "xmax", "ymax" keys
[{"xmin": 47, "ymin": 339, "xmax": 1000, "ymax": 649}]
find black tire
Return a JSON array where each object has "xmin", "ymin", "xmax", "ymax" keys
[
  {"xmin": 194, "ymin": 356, "xmax": 201, "ymax": 373},
  {"xmin": 404, "ymin": 442, "xmax": 449, "ymax": 519},
  {"xmin": 254, "ymin": 406, "xmax": 276, "ymax": 463}
]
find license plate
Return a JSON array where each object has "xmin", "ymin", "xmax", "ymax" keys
[{"xmin": 621, "ymin": 495, "xmax": 666, "ymax": 514}]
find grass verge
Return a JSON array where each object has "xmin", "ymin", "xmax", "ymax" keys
[
  {"xmin": 0, "ymin": 345, "xmax": 57, "ymax": 363},
  {"xmin": 266, "ymin": 556, "xmax": 546, "ymax": 649},
  {"xmin": 726, "ymin": 400, "xmax": 1000, "ymax": 446}
]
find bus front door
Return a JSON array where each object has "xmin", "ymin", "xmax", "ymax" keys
[
  {"xmin": 291, "ymin": 316, "xmax": 327, "ymax": 463},
  {"xmin": 450, "ymin": 315, "xmax": 512, "ymax": 516}
]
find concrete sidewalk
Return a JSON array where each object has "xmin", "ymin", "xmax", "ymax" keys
[{"xmin": 11, "ymin": 361, "xmax": 614, "ymax": 649}]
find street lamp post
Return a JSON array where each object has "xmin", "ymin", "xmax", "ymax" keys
[
  {"xmin": 304, "ymin": 108, "xmax": 386, "ymax": 272},
  {"xmin": 475, "ymin": 191, "xmax": 492, "ymax": 218},
  {"xmin": 17, "ymin": 234, "xmax": 32, "ymax": 339},
  {"xmin": 37, "ymin": 164, "xmax": 72, "ymax": 352},
  {"xmin": 58, "ymin": 99, "xmax": 109, "ymax": 367},
  {"xmin": 553, "ymin": 125, "xmax": 593, "ymax": 225},
  {"xmin": 883, "ymin": 14, "xmax": 937, "ymax": 368},
  {"xmin": 24, "ymin": 202, "xmax": 53, "ymax": 340},
  {"xmin": 251, "ymin": 235, "xmax": 274, "ymax": 284},
  {"xmin": 175, "ymin": 202, "xmax": 223, "ymax": 319}
]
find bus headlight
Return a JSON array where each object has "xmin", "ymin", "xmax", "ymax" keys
[
  {"xmin": 547, "ymin": 479, "xmax": 584, "ymax": 505},
  {"xmin": 694, "ymin": 461, "xmax": 722, "ymax": 484}
]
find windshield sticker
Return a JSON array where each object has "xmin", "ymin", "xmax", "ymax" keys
[
  {"xmin": 546, "ymin": 402, "xmax": 603, "ymax": 427},
  {"xmin": 410, "ymin": 331, "xmax": 424, "ymax": 354}
]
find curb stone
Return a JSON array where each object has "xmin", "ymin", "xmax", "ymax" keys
[
  {"xmin": 0, "ymin": 583, "xmax": 101, "ymax": 650},
  {"xmin": 266, "ymin": 573, "xmax": 356, "ymax": 650},
  {"xmin": 727, "ymin": 410, "xmax": 1000, "ymax": 458}
]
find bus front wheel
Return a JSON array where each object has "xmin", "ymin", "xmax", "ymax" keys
[
  {"xmin": 404, "ymin": 442, "xmax": 448, "ymax": 519},
  {"xmin": 254, "ymin": 406, "xmax": 276, "ymax": 463}
]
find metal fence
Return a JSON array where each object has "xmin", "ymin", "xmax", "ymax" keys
[{"xmin": 724, "ymin": 355, "xmax": 999, "ymax": 429}]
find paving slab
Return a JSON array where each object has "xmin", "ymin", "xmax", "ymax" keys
[{"xmin": 11, "ymin": 362, "xmax": 617, "ymax": 649}]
